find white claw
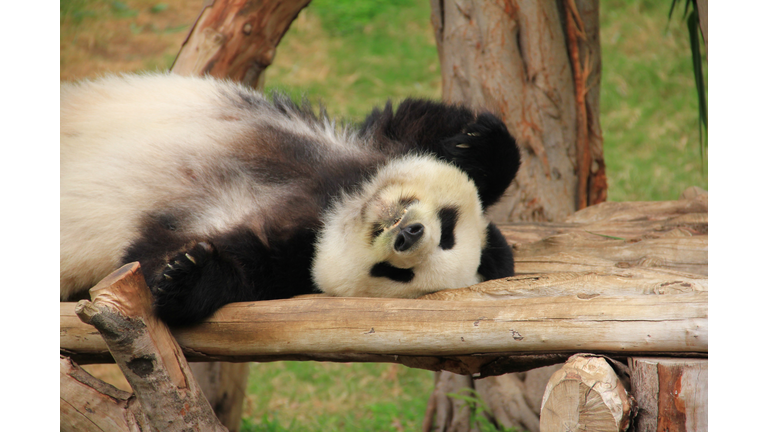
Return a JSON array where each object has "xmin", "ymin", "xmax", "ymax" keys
[
  {"xmin": 467, "ymin": 132, "xmax": 480, "ymax": 137},
  {"xmin": 164, "ymin": 274, "xmax": 172, "ymax": 280},
  {"xmin": 167, "ymin": 264, "xmax": 173, "ymax": 269},
  {"xmin": 185, "ymin": 253, "xmax": 196, "ymax": 265},
  {"xmin": 456, "ymin": 143, "xmax": 470, "ymax": 149}
]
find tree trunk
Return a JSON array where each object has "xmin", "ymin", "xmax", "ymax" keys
[
  {"xmin": 189, "ymin": 362, "xmax": 250, "ymax": 432},
  {"xmin": 628, "ymin": 358, "xmax": 707, "ymax": 432},
  {"xmin": 171, "ymin": 0, "xmax": 311, "ymax": 88},
  {"xmin": 430, "ymin": 0, "xmax": 606, "ymax": 222}
]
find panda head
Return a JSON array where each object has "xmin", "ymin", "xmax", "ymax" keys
[{"xmin": 312, "ymin": 154, "xmax": 487, "ymax": 298}]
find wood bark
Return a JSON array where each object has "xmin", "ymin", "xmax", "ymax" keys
[
  {"xmin": 628, "ymin": 358, "xmax": 707, "ymax": 432},
  {"xmin": 539, "ymin": 354, "xmax": 633, "ymax": 432},
  {"xmin": 60, "ymin": 356, "xmax": 153, "ymax": 432},
  {"xmin": 61, "ymin": 287, "xmax": 707, "ymax": 372},
  {"xmin": 70, "ymin": 263, "xmax": 227, "ymax": 432},
  {"xmin": 430, "ymin": 0, "xmax": 606, "ymax": 222},
  {"xmin": 171, "ymin": 0, "xmax": 311, "ymax": 88}
]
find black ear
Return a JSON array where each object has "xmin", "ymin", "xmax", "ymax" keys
[
  {"xmin": 360, "ymin": 98, "xmax": 475, "ymax": 154},
  {"xmin": 440, "ymin": 113, "xmax": 521, "ymax": 209}
]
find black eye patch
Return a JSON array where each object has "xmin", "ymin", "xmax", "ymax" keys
[
  {"xmin": 370, "ymin": 262, "xmax": 415, "ymax": 283},
  {"xmin": 438, "ymin": 206, "xmax": 458, "ymax": 250}
]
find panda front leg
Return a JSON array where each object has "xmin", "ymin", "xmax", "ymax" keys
[
  {"xmin": 134, "ymin": 226, "xmax": 317, "ymax": 326},
  {"xmin": 150, "ymin": 239, "xmax": 256, "ymax": 326}
]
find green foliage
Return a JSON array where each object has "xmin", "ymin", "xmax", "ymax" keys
[{"xmin": 668, "ymin": 0, "xmax": 707, "ymax": 163}]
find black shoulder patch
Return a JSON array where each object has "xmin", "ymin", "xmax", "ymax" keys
[
  {"xmin": 370, "ymin": 262, "xmax": 415, "ymax": 283},
  {"xmin": 438, "ymin": 206, "xmax": 458, "ymax": 250}
]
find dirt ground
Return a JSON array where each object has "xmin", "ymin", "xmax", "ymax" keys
[{"xmin": 61, "ymin": 0, "xmax": 203, "ymax": 81}]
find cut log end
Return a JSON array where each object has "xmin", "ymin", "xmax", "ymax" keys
[{"xmin": 540, "ymin": 354, "xmax": 634, "ymax": 432}]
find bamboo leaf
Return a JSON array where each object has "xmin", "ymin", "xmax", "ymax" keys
[{"xmin": 687, "ymin": 8, "xmax": 707, "ymax": 161}]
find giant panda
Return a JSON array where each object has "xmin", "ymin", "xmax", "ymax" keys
[{"xmin": 60, "ymin": 73, "xmax": 521, "ymax": 326}]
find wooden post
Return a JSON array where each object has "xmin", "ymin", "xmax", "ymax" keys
[
  {"xmin": 70, "ymin": 263, "xmax": 227, "ymax": 432},
  {"xmin": 540, "ymin": 354, "xmax": 633, "ymax": 432},
  {"xmin": 628, "ymin": 358, "xmax": 707, "ymax": 432}
]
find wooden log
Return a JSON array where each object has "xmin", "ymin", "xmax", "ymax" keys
[
  {"xmin": 628, "ymin": 358, "xmax": 707, "ymax": 432},
  {"xmin": 540, "ymin": 354, "xmax": 633, "ymax": 432},
  {"xmin": 61, "ymin": 281, "xmax": 707, "ymax": 375},
  {"xmin": 60, "ymin": 355, "xmax": 152, "ymax": 432},
  {"xmin": 73, "ymin": 263, "xmax": 227, "ymax": 432},
  {"xmin": 171, "ymin": 0, "xmax": 311, "ymax": 88},
  {"xmin": 421, "ymin": 269, "xmax": 706, "ymax": 301},
  {"xmin": 499, "ymin": 193, "xmax": 708, "ymax": 246}
]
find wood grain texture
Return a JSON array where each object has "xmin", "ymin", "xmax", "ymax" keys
[{"xmin": 62, "ymin": 288, "xmax": 707, "ymax": 373}]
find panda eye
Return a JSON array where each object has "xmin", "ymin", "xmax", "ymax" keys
[
  {"xmin": 438, "ymin": 206, "xmax": 459, "ymax": 250},
  {"xmin": 371, "ymin": 226, "xmax": 385, "ymax": 242}
]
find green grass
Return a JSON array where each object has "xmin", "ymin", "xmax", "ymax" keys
[
  {"xmin": 242, "ymin": 362, "xmax": 434, "ymax": 432},
  {"xmin": 263, "ymin": 0, "xmax": 441, "ymax": 119},
  {"xmin": 600, "ymin": 0, "xmax": 707, "ymax": 201}
]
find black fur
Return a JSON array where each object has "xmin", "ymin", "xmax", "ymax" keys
[
  {"xmin": 437, "ymin": 206, "xmax": 458, "ymax": 250},
  {"xmin": 118, "ymin": 95, "xmax": 520, "ymax": 326},
  {"xmin": 477, "ymin": 223, "xmax": 515, "ymax": 280},
  {"xmin": 360, "ymin": 99, "xmax": 521, "ymax": 209},
  {"xmin": 370, "ymin": 262, "xmax": 416, "ymax": 283}
]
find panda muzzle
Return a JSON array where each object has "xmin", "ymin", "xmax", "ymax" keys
[{"xmin": 394, "ymin": 223, "xmax": 424, "ymax": 252}]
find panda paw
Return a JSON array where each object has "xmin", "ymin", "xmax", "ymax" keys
[
  {"xmin": 152, "ymin": 241, "xmax": 221, "ymax": 325},
  {"xmin": 442, "ymin": 113, "xmax": 520, "ymax": 209},
  {"xmin": 156, "ymin": 241, "xmax": 213, "ymax": 290}
]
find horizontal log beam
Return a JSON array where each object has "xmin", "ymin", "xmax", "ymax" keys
[{"xmin": 62, "ymin": 291, "xmax": 707, "ymax": 374}]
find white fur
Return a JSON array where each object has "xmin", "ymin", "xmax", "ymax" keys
[
  {"xmin": 312, "ymin": 155, "xmax": 487, "ymax": 298},
  {"xmin": 60, "ymin": 73, "xmax": 360, "ymax": 298}
]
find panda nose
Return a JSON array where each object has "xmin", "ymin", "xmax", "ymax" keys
[{"xmin": 394, "ymin": 223, "xmax": 424, "ymax": 252}]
